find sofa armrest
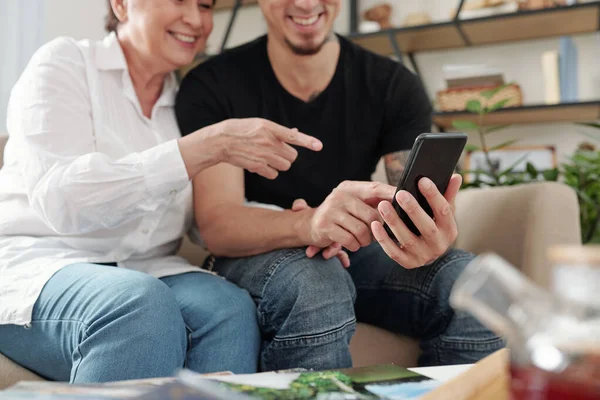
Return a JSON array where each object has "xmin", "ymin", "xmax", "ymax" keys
[
  {"xmin": 0, "ymin": 134, "xmax": 7, "ymax": 169},
  {"xmin": 454, "ymin": 182, "xmax": 581, "ymax": 288},
  {"xmin": 178, "ymin": 235, "xmax": 211, "ymax": 268},
  {"xmin": 0, "ymin": 353, "xmax": 44, "ymax": 389}
]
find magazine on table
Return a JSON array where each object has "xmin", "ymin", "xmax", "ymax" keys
[{"xmin": 1, "ymin": 364, "xmax": 440, "ymax": 399}]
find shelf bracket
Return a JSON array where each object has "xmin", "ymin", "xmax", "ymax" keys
[
  {"xmin": 349, "ymin": 0, "xmax": 359, "ymax": 34},
  {"xmin": 407, "ymin": 53, "xmax": 422, "ymax": 79},
  {"xmin": 407, "ymin": 52, "xmax": 441, "ymax": 132},
  {"xmin": 387, "ymin": 31, "xmax": 403, "ymax": 63},
  {"xmin": 408, "ymin": 52, "xmax": 433, "ymax": 108},
  {"xmin": 453, "ymin": 0, "xmax": 472, "ymax": 46},
  {"xmin": 220, "ymin": 0, "xmax": 243, "ymax": 52},
  {"xmin": 454, "ymin": 0, "xmax": 467, "ymax": 20}
]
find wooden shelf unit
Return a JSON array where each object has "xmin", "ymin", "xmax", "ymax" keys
[
  {"xmin": 210, "ymin": 2, "xmax": 600, "ymax": 128},
  {"xmin": 348, "ymin": 2, "xmax": 600, "ymax": 55},
  {"xmin": 433, "ymin": 101, "xmax": 600, "ymax": 129}
]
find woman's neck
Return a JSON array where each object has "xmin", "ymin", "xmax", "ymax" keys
[{"xmin": 118, "ymin": 34, "xmax": 168, "ymax": 118}]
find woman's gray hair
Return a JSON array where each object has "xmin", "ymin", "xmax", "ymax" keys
[
  {"xmin": 105, "ymin": 0, "xmax": 217, "ymax": 33},
  {"xmin": 105, "ymin": 0, "xmax": 119, "ymax": 33}
]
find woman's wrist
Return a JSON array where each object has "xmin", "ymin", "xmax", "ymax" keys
[{"xmin": 178, "ymin": 123, "xmax": 227, "ymax": 179}]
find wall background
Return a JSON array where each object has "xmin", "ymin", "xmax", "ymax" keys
[{"xmin": 5, "ymin": 0, "xmax": 600, "ymax": 165}]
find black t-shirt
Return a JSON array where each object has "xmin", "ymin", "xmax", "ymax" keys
[{"xmin": 176, "ymin": 35, "xmax": 432, "ymax": 209}]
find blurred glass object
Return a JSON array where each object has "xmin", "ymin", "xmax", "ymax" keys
[{"xmin": 450, "ymin": 251, "xmax": 600, "ymax": 399}]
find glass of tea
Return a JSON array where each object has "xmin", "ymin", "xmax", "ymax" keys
[{"xmin": 509, "ymin": 245, "xmax": 600, "ymax": 400}]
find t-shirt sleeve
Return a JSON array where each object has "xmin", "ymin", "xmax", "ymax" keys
[
  {"xmin": 379, "ymin": 68, "xmax": 433, "ymax": 156},
  {"xmin": 175, "ymin": 66, "xmax": 230, "ymax": 136}
]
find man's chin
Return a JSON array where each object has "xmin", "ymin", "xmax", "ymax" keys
[{"xmin": 284, "ymin": 37, "xmax": 328, "ymax": 56}]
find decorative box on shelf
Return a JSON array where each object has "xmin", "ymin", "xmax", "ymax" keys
[{"xmin": 436, "ymin": 83, "xmax": 523, "ymax": 112}]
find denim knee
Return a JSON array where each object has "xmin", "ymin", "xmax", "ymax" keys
[
  {"xmin": 213, "ymin": 283, "xmax": 258, "ymax": 331},
  {"xmin": 86, "ymin": 273, "xmax": 187, "ymax": 369},
  {"xmin": 260, "ymin": 249, "xmax": 357, "ymax": 341},
  {"xmin": 419, "ymin": 249, "xmax": 475, "ymax": 334},
  {"xmin": 419, "ymin": 249, "xmax": 504, "ymax": 365}
]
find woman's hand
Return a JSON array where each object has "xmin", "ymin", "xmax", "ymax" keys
[
  {"xmin": 179, "ymin": 118, "xmax": 323, "ymax": 180},
  {"xmin": 291, "ymin": 199, "xmax": 351, "ymax": 268}
]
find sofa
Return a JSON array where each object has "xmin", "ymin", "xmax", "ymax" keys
[{"xmin": 0, "ymin": 133, "xmax": 582, "ymax": 388}]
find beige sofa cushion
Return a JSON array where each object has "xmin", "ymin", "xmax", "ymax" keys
[
  {"xmin": 0, "ymin": 353, "xmax": 43, "ymax": 387},
  {"xmin": 454, "ymin": 182, "xmax": 581, "ymax": 288}
]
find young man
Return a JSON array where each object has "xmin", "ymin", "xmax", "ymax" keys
[{"xmin": 175, "ymin": 0, "xmax": 503, "ymax": 372}]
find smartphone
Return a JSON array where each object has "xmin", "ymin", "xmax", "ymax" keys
[{"xmin": 384, "ymin": 132, "xmax": 467, "ymax": 240}]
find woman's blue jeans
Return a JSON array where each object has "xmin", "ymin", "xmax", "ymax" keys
[{"xmin": 0, "ymin": 263, "xmax": 260, "ymax": 383}]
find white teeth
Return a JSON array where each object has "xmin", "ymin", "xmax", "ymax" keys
[
  {"xmin": 171, "ymin": 32, "xmax": 196, "ymax": 43},
  {"xmin": 292, "ymin": 15, "xmax": 319, "ymax": 26}
]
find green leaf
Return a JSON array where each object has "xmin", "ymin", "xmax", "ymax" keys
[
  {"xmin": 499, "ymin": 153, "xmax": 529, "ymax": 177},
  {"xmin": 542, "ymin": 168, "xmax": 560, "ymax": 181},
  {"xmin": 466, "ymin": 100, "xmax": 482, "ymax": 114},
  {"xmin": 465, "ymin": 144, "xmax": 480, "ymax": 152},
  {"xmin": 577, "ymin": 189, "xmax": 596, "ymax": 206},
  {"xmin": 487, "ymin": 98, "xmax": 511, "ymax": 113},
  {"xmin": 461, "ymin": 169, "xmax": 497, "ymax": 178},
  {"xmin": 484, "ymin": 125, "xmax": 511, "ymax": 134},
  {"xmin": 490, "ymin": 139, "xmax": 519, "ymax": 151},
  {"xmin": 480, "ymin": 82, "xmax": 513, "ymax": 100},
  {"xmin": 526, "ymin": 162, "xmax": 538, "ymax": 179},
  {"xmin": 563, "ymin": 164, "xmax": 579, "ymax": 176},
  {"xmin": 452, "ymin": 120, "xmax": 479, "ymax": 131},
  {"xmin": 576, "ymin": 122, "xmax": 600, "ymax": 129},
  {"xmin": 480, "ymin": 89, "xmax": 498, "ymax": 100}
]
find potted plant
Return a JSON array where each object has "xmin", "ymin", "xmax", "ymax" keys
[
  {"xmin": 451, "ymin": 83, "xmax": 559, "ymax": 188},
  {"xmin": 450, "ymin": 85, "xmax": 599, "ymax": 243}
]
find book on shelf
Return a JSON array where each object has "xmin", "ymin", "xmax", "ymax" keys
[
  {"xmin": 542, "ymin": 50, "xmax": 561, "ymax": 104},
  {"xmin": 442, "ymin": 64, "xmax": 506, "ymax": 90},
  {"xmin": 541, "ymin": 36, "xmax": 579, "ymax": 105},
  {"xmin": 559, "ymin": 36, "xmax": 579, "ymax": 103}
]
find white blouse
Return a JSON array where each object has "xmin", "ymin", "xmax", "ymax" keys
[{"xmin": 0, "ymin": 32, "xmax": 206, "ymax": 326}]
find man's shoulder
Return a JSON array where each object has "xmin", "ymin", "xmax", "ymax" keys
[
  {"xmin": 185, "ymin": 36, "xmax": 267, "ymax": 81},
  {"xmin": 339, "ymin": 36, "xmax": 420, "ymax": 90},
  {"xmin": 339, "ymin": 35, "xmax": 421, "ymax": 99}
]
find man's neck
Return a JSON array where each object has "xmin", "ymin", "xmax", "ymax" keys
[{"xmin": 267, "ymin": 34, "xmax": 340, "ymax": 103}]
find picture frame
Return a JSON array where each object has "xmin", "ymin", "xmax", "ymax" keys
[{"xmin": 463, "ymin": 145, "xmax": 558, "ymax": 183}]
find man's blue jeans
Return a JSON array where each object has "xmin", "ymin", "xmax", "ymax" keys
[
  {"xmin": 212, "ymin": 243, "xmax": 504, "ymax": 372},
  {"xmin": 0, "ymin": 263, "xmax": 261, "ymax": 382}
]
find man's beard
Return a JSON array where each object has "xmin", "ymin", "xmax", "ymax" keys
[{"xmin": 284, "ymin": 32, "xmax": 336, "ymax": 56}]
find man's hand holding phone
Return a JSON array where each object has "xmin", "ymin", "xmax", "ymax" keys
[{"xmin": 371, "ymin": 174, "xmax": 462, "ymax": 269}]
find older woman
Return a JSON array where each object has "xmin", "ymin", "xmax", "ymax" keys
[{"xmin": 0, "ymin": 0, "xmax": 322, "ymax": 383}]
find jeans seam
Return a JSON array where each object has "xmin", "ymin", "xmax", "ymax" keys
[
  {"xmin": 272, "ymin": 316, "xmax": 357, "ymax": 343},
  {"xmin": 257, "ymin": 249, "xmax": 307, "ymax": 332},
  {"xmin": 354, "ymin": 284, "xmax": 434, "ymax": 303},
  {"xmin": 438, "ymin": 335, "xmax": 506, "ymax": 349},
  {"xmin": 259, "ymin": 249, "xmax": 306, "ymax": 300},
  {"xmin": 183, "ymin": 323, "xmax": 193, "ymax": 369},
  {"xmin": 421, "ymin": 250, "xmax": 473, "ymax": 295},
  {"xmin": 25, "ymin": 319, "xmax": 91, "ymax": 382},
  {"xmin": 30, "ymin": 318, "xmax": 92, "ymax": 326},
  {"xmin": 70, "ymin": 324, "xmax": 91, "ymax": 383}
]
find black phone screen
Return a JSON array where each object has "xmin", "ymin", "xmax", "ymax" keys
[{"xmin": 384, "ymin": 133, "xmax": 467, "ymax": 240}]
